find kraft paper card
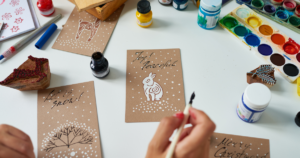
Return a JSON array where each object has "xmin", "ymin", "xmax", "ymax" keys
[
  {"xmin": 52, "ymin": 5, "xmax": 124, "ymax": 56},
  {"xmin": 210, "ymin": 133, "xmax": 270, "ymax": 158},
  {"xmin": 37, "ymin": 81, "xmax": 102, "ymax": 158},
  {"xmin": 126, "ymin": 49, "xmax": 185, "ymax": 122}
]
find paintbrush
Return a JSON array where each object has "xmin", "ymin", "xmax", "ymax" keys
[{"xmin": 165, "ymin": 92, "xmax": 195, "ymax": 158}]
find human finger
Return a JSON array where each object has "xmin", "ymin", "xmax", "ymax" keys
[
  {"xmin": 148, "ymin": 113, "xmax": 184, "ymax": 152},
  {"xmin": 176, "ymin": 108, "xmax": 215, "ymax": 154},
  {"xmin": 0, "ymin": 132, "xmax": 34, "ymax": 158},
  {"xmin": 0, "ymin": 124, "xmax": 31, "ymax": 141},
  {"xmin": 0, "ymin": 144, "xmax": 27, "ymax": 158},
  {"xmin": 178, "ymin": 127, "xmax": 193, "ymax": 142}
]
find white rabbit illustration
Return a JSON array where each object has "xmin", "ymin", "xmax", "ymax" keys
[{"xmin": 143, "ymin": 72, "xmax": 163, "ymax": 101}]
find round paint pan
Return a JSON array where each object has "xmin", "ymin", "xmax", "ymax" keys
[
  {"xmin": 241, "ymin": 0, "xmax": 252, "ymax": 4},
  {"xmin": 270, "ymin": 53, "xmax": 286, "ymax": 66},
  {"xmin": 247, "ymin": 16, "xmax": 262, "ymax": 28},
  {"xmin": 288, "ymin": 16, "xmax": 300, "ymax": 27},
  {"xmin": 283, "ymin": 0, "xmax": 296, "ymax": 10},
  {"xmin": 296, "ymin": 53, "xmax": 300, "ymax": 63},
  {"xmin": 251, "ymin": 0, "xmax": 265, "ymax": 10},
  {"xmin": 263, "ymin": 4, "xmax": 276, "ymax": 15},
  {"xmin": 283, "ymin": 63, "xmax": 299, "ymax": 77},
  {"xmin": 222, "ymin": 17, "xmax": 239, "ymax": 29},
  {"xmin": 258, "ymin": 44, "xmax": 273, "ymax": 56},
  {"xmin": 295, "ymin": 5, "xmax": 300, "ymax": 17},
  {"xmin": 234, "ymin": 26, "xmax": 249, "ymax": 37},
  {"xmin": 236, "ymin": 8, "xmax": 251, "ymax": 19},
  {"xmin": 259, "ymin": 25, "xmax": 273, "ymax": 36},
  {"xmin": 283, "ymin": 42, "xmax": 299, "ymax": 55},
  {"xmin": 270, "ymin": 0, "xmax": 284, "ymax": 5},
  {"xmin": 271, "ymin": 34, "xmax": 285, "ymax": 45},
  {"xmin": 275, "ymin": 10, "xmax": 289, "ymax": 21},
  {"xmin": 244, "ymin": 34, "xmax": 261, "ymax": 47}
]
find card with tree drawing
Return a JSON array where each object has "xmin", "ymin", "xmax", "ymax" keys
[
  {"xmin": 126, "ymin": 49, "xmax": 186, "ymax": 122},
  {"xmin": 210, "ymin": 133, "xmax": 270, "ymax": 158},
  {"xmin": 37, "ymin": 81, "xmax": 102, "ymax": 158},
  {"xmin": 52, "ymin": 5, "xmax": 124, "ymax": 56}
]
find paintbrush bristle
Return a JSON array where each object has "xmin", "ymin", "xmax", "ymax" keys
[{"xmin": 189, "ymin": 92, "xmax": 195, "ymax": 104}]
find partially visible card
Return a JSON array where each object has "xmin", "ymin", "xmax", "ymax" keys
[
  {"xmin": 210, "ymin": 133, "xmax": 270, "ymax": 158},
  {"xmin": 37, "ymin": 81, "xmax": 103, "ymax": 158}
]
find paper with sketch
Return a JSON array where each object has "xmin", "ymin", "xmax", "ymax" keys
[
  {"xmin": 0, "ymin": 0, "xmax": 39, "ymax": 41},
  {"xmin": 210, "ymin": 133, "xmax": 270, "ymax": 158},
  {"xmin": 126, "ymin": 49, "xmax": 186, "ymax": 122},
  {"xmin": 52, "ymin": 5, "xmax": 124, "ymax": 56},
  {"xmin": 37, "ymin": 81, "xmax": 102, "ymax": 158}
]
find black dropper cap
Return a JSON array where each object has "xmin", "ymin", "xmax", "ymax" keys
[
  {"xmin": 295, "ymin": 112, "xmax": 300, "ymax": 127},
  {"xmin": 137, "ymin": 0, "xmax": 151, "ymax": 14}
]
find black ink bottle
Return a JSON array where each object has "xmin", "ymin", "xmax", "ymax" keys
[
  {"xmin": 295, "ymin": 111, "xmax": 300, "ymax": 127},
  {"xmin": 90, "ymin": 52, "xmax": 110, "ymax": 78}
]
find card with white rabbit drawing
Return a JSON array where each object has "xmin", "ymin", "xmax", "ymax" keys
[{"xmin": 126, "ymin": 49, "xmax": 185, "ymax": 122}]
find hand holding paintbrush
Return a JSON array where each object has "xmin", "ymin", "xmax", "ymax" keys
[
  {"xmin": 165, "ymin": 92, "xmax": 195, "ymax": 158},
  {"xmin": 146, "ymin": 92, "xmax": 216, "ymax": 158}
]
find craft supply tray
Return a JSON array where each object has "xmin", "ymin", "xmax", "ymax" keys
[{"xmin": 236, "ymin": 0, "xmax": 300, "ymax": 34}]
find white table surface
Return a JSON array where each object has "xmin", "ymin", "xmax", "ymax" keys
[{"xmin": 0, "ymin": 0, "xmax": 300, "ymax": 157}]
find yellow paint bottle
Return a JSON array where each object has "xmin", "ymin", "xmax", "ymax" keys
[
  {"xmin": 136, "ymin": 0, "xmax": 152, "ymax": 28},
  {"xmin": 297, "ymin": 78, "xmax": 300, "ymax": 96}
]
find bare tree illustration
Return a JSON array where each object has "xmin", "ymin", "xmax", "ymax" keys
[{"xmin": 43, "ymin": 125, "xmax": 93, "ymax": 152}]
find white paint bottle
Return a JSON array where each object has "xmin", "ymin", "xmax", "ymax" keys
[{"xmin": 237, "ymin": 83, "xmax": 271, "ymax": 123}]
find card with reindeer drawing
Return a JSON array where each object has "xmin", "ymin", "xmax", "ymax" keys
[
  {"xmin": 52, "ymin": 5, "xmax": 124, "ymax": 56},
  {"xmin": 126, "ymin": 49, "xmax": 186, "ymax": 122},
  {"xmin": 37, "ymin": 81, "xmax": 102, "ymax": 158}
]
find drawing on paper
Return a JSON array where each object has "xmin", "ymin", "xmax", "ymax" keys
[
  {"xmin": 15, "ymin": 7, "xmax": 24, "ymax": 15},
  {"xmin": 14, "ymin": 17, "xmax": 23, "ymax": 24},
  {"xmin": 52, "ymin": 6, "xmax": 124, "ymax": 57},
  {"xmin": 9, "ymin": 0, "xmax": 19, "ymax": 7},
  {"xmin": 75, "ymin": 18, "xmax": 101, "ymax": 42},
  {"xmin": 10, "ymin": 25, "xmax": 19, "ymax": 32},
  {"xmin": 2, "ymin": 13, "xmax": 12, "ymax": 20},
  {"xmin": 43, "ymin": 124, "xmax": 93, "ymax": 152},
  {"xmin": 1, "ymin": 23, "xmax": 8, "ymax": 29},
  {"xmin": 143, "ymin": 72, "xmax": 163, "ymax": 101},
  {"xmin": 41, "ymin": 121, "xmax": 100, "ymax": 157}
]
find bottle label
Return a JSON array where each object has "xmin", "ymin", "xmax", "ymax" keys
[
  {"xmin": 173, "ymin": 1, "xmax": 188, "ymax": 9},
  {"xmin": 39, "ymin": 7, "xmax": 55, "ymax": 16},
  {"xmin": 159, "ymin": 0, "xmax": 172, "ymax": 4},
  {"xmin": 137, "ymin": 19, "xmax": 152, "ymax": 26},
  {"xmin": 198, "ymin": 9, "xmax": 220, "ymax": 29},
  {"xmin": 236, "ymin": 94, "xmax": 265, "ymax": 123},
  {"xmin": 180, "ymin": 2, "xmax": 188, "ymax": 9},
  {"xmin": 173, "ymin": 2, "xmax": 178, "ymax": 8},
  {"xmin": 92, "ymin": 67, "xmax": 110, "ymax": 78}
]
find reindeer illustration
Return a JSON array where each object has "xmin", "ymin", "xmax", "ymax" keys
[{"xmin": 75, "ymin": 18, "xmax": 101, "ymax": 42}]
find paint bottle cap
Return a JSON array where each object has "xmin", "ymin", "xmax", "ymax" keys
[
  {"xmin": 137, "ymin": 0, "xmax": 151, "ymax": 14},
  {"xmin": 295, "ymin": 112, "xmax": 300, "ymax": 127},
  {"xmin": 200, "ymin": 0, "xmax": 222, "ymax": 12},
  {"xmin": 244, "ymin": 83, "xmax": 271, "ymax": 110}
]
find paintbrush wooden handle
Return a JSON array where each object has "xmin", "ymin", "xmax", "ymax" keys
[{"xmin": 165, "ymin": 104, "xmax": 191, "ymax": 158}]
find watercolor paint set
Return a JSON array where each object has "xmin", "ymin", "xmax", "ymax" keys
[
  {"xmin": 236, "ymin": 0, "xmax": 300, "ymax": 34},
  {"xmin": 219, "ymin": 5, "xmax": 300, "ymax": 82},
  {"xmin": 232, "ymin": 5, "xmax": 300, "ymax": 66}
]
